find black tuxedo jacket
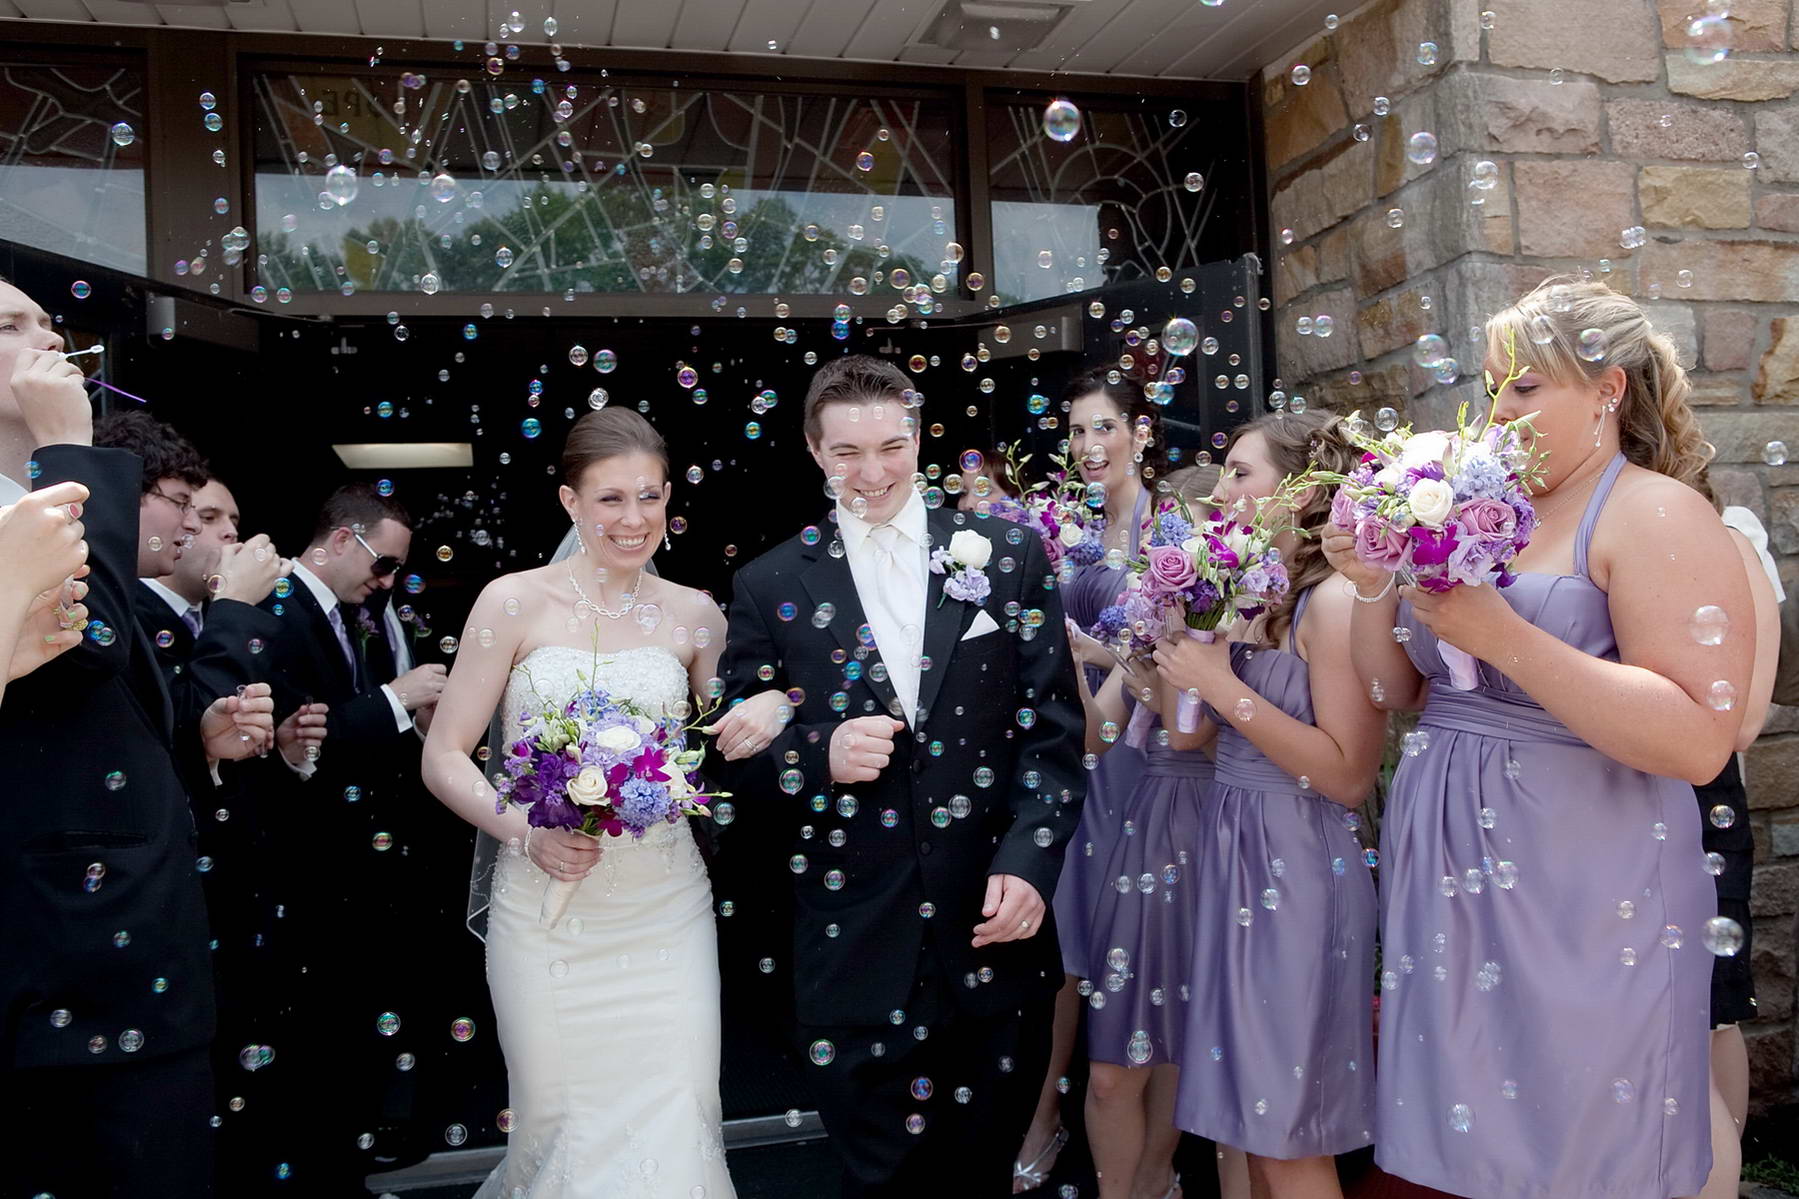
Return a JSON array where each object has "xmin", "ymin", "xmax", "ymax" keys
[
  {"xmin": 717, "ymin": 506, "xmax": 1086, "ymax": 1027},
  {"xmin": 0, "ymin": 446, "xmax": 215, "ymax": 1069}
]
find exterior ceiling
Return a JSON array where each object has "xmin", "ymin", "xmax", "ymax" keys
[{"xmin": 0, "ymin": 0, "xmax": 1340, "ymax": 81}]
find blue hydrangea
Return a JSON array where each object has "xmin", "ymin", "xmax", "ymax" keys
[
  {"xmin": 1452, "ymin": 454, "xmax": 1509, "ymax": 500},
  {"xmin": 1154, "ymin": 511, "xmax": 1193, "ymax": 547},
  {"xmin": 614, "ymin": 777, "xmax": 672, "ymax": 832},
  {"xmin": 1092, "ymin": 604, "xmax": 1127, "ymax": 641}
]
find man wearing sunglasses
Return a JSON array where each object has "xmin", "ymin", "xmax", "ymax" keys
[{"xmin": 254, "ymin": 481, "xmax": 447, "ymax": 1192}]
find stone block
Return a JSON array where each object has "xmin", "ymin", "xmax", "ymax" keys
[
  {"xmin": 1609, "ymin": 99, "xmax": 1751, "ymax": 162},
  {"xmin": 1274, "ymin": 227, "xmax": 1351, "ymax": 307},
  {"xmin": 1755, "ymin": 317, "xmax": 1799, "ymax": 405},
  {"xmin": 1280, "ymin": 287, "xmax": 1360, "ymax": 378},
  {"xmin": 1336, "ymin": 0, "xmax": 1456, "ymax": 116},
  {"xmin": 1310, "ymin": 361, "xmax": 1412, "ymax": 417},
  {"xmin": 1658, "ymin": 0, "xmax": 1792, "ymax": 53},
  {"xmin": 1752, "ymin": 907, "xmax": 1796, "ymax": 1022},
  {"xmin": 1449, "ymin": 72, "xmax": 1602, "ymax": 154},
  {"xmin": 1752, "ymin": 860, "xmax": 1799, "ymax": 916},
  {"xmin": 1774, "ymin": 812, "xmax": 1799, "ymax": 858},
  {"xmin": 1758, "ymin": 192, "xmax": 1799, "ymax": 233},
  {"xmin": 1265, "ymin": 60, "xmax": 1351, "ymax": 171},
  {"xmin": 1757, "ymin": 102, "xmax": 1799, "ymax": 183},
  {"xmin": 1668, "ymin": 54, "xmax": 1799, "ymax": 101},
  {"xmin": 1704, "ymin": 308, "xmax": 1762, "ymax": 371},
  {"xmin": 1643, "ymin": 301, "xmax": 1700, "ymax": 371},
  {"xmin": 1639, "ymin": 165, "xmax": 1753, "ymax": 230},
  {"xmin": 1636, "ymin": 239, "xmax": 1799, "ymax": 303},
  {"xmin": 1515, "ymin": 160, "xmax": 1638, "ymax": 258},
  {"xmin": 1270, "ymin": 139, "xmax": 1374, "ymax": 246},
  {"xmin": 1358, "ymin": 283, "xmax": 1439, "ymax": 360},
  {"xmin": 1690, "ymin": 377, "xmax": 1750, "ymax": 406},
  {"xmin": 1775, "ymin": 488, "xmax": 1799, "ymax": 555},
  {"xmin": 1743, "ymin": 1025, "xmax": 1794, "ymax": 1108},
  {"xmin": 1708, "ymin": 466, "xmax": 1765, "ymax": 514},
  {"xmin": 1489, "ymin": 0, "xmax": 1662, "ymax": 81}
]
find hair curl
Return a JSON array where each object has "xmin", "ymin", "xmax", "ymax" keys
[
  {"xmin": 1485, "ymin": 275, "xmax": 1712, "ymax": 490},
  {"xmin": 93, "ymin": 410, "xmax": 209, "ymax": 497},
  {"xmin": 1221, "ymin": 410, "xmax": 1360, "ymax": 648}
]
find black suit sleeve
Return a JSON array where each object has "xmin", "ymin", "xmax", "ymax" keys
[
  {"xmin": 28, "ymin": 445, "xmax": 138, "ymax": 684},
  {"xmin": 986, "ymin": 530, "xmax": 1087, "ymax": 900},
  {"xmin": 168, "ymin": 599, "xmax": 281, "ymax": 733},
  {"xmin": 713, "ymin": 564, "xmax": 834, "ymax": 799},
  {"xmin": 324, "ymin": 687, "xmax": 411, "ymax": 749}
]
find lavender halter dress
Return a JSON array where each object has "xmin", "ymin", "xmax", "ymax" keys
[
  {"xmin": 1375, "ymin": 454, "xmax": 1712, "ymax": 1199},
  {"xmin": 1083, "ymin": 705, "xmax": 1214, "ymax": 1069},
  {"xmin": 1051, "ymin": 490, "xmax": 1151, "ymax": 978},
  {"xmin": 1173, "ymin": 589, "xmax": 1378, "ymax": 1158}
]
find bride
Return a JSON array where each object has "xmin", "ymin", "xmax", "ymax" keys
[{"xmin": 423, "ymin": 407, "xmax": 780, "ymax": 1198}]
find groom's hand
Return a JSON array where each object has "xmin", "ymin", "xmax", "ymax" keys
[
  {"xmin": 971, "ymin": 874, "xmax": 1045, "ymax": 948},
  {"xmin": 828, "ymin": 716, "xmax": 903, "ymax": 783}
]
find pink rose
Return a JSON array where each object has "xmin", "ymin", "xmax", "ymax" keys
[
  {"xmin": 1457, "ymin": 496, "xmax": 1517, "ymax": 543},
  {"xmin": 1329, "ymin": 482, "xmax": 1359, "ymax": 531},
  {"xmin": 1354, "ymin": 516, "xmax": 1411, "ymax": 571},
  {"xmin": 1143, "ymin": 544, "xmax": 1198, "ymax": 597}
]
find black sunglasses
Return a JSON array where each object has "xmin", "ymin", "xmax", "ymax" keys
[{"xmin": 351, "ymin": 529, "xmax": 405, "ymax": 579}]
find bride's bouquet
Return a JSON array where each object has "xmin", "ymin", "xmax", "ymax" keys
[
  {"xmin": 1098, "ymin": 491, "xmax": 1295, "ymax": 745},
  {"xmin": 1314, "ymin": 329, "xmax": 1547, "ymax": 689},
  {"xmin": 495, "ymin": 674, "xmax": 727, "ymax": 928}
]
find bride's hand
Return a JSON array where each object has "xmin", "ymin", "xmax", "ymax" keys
[
  {"xmin": 708, "ymin": 689, "xmax": 792, "ymax": 760},
  {"xmin": 526, "ymin": 827, "xmax": 602, "ymax": 882}
]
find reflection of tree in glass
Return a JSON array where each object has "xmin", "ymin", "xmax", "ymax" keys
[{"xmin": 257, "ymin": 186, "xmax": 932, "ymax": 297}]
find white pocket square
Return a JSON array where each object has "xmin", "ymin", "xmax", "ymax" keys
[{"xmin": 961, "ymin": 610, "xmax": 1001, "ymax": 641}]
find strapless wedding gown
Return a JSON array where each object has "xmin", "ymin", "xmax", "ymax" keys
[{"xmin": 479, "ymin": 645, "xmax": 735, "ymax": 1199}]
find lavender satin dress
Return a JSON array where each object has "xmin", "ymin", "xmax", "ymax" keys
[
  {"xmin": 1083, "ymin": 707, "xmax": 1214, "ymax": 1069},
  {"xmin": 1375, "ymin": 454, "xmax": 1712, "ymax": 1199},
  {"xmin": 1174, "ymin": 589, "xmax": 1378, "ymax": 1158},
  {"xmin": 1051, "ymin": 490, "xmax": 1151, "ymax": 978}
]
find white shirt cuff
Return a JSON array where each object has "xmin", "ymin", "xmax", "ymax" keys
[
  {"xmin": 381, "ymin": 683, "xmax": 414, "ymax": 732},
  {"xmin": 282, "ymin": 752, "xmax": 317, "ymax": 780}
]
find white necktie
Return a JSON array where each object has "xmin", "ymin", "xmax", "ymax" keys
[{"xmin": 868, "ymin": 523, "xmax": 924, "ymax": 715}]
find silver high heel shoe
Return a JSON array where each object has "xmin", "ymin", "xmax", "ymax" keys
[{"xmin": 1012, "ymin": 1124, "xmax": 1070, "ymax": 1192}]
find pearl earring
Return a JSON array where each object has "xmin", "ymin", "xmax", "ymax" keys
[
  {"xmin": 1592, "ymin": 396, "xmax": 1621, "ymax": 448},
  {"xmin": 664, "ymin": 530, "xmax": 673, "ymax": 552}
]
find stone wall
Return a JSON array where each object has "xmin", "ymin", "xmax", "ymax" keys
[{"xmin": 1259, "ymin": 0, "xmax": 1799, "ymax": 1111}]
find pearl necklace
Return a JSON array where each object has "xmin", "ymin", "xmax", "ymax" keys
[{"xmin": 567, "ymin": 562, "xmax": 643, "ymax": 620}]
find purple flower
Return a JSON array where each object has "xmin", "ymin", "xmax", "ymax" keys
[
  {"xmin": 526, "ymin": 789, "xmax": 583, "ymax": 830},
  {"xmin": 1329, "ymin": 483, "xmax": 1359, "ymax": 530},
  {"xmin": 1408, "ymin": 524, "xmax": 1460, "ymax": 567},
  {"xmin": 1091, "ymin": 604, "xmax": 1127, "ymax": 641},
  {"xmin": 944, "ymin": 567, "xmax": 991, "ymax": 605}
]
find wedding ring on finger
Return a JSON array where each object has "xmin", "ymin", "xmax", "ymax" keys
[{"xmin": 1020, "ymin": 918, "xmax": 1032, "ymax": 931}]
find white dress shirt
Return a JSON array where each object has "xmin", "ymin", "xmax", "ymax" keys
[
  {"xmin": 836, "ymin": 488, "xmax": 929, "ymax": 724},
  {"xmin": 1721, "ymin": 506, "xmax": 1786, "ymax": 603},
  {"xmin": 139, "ymin": 576, "xmax": 197, "ymax": 626},
  {"xmin": 0, "ymin": 471, "xmax": 25, "ymax": 505}
]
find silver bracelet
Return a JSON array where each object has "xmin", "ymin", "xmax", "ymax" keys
[{"xmin": 1353, "ymin": 575, "xmax": 1396, "ymax": 604}]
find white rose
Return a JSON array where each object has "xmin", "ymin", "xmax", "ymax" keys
[
  {"xmin": 1408, "ymin": 477, "xmax": 1456, "ymax": 528},
  {"xmin": 566, "ymin": 766, "xmax": 609, "ymax": 806},
  {"xmin": 1399, "ymin": 430, "xmax": 1454, "ymax": 471},
  {"xmin": 592, "ymin": 725, "xmax": 642, "ymax": 753},
  {"xmin": 949, "ymin": 529, "xmax": 993, "ymax": 570},
  {"xmin": 1222, "ymin": 527, "xmax": 1253, "ymax": 560},
  {"xmin": 1058, "ymin": 522, "xmax": 1085, "ymax": 548},
  {"xmin": 1373, "ymin": 466, "xmax": 1402, "ymax": 491}
]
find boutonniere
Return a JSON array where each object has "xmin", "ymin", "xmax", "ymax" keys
[
  {"xmin": 353, "ymin": 608, "xmax": 381, "ymax": 647},
  {"xmin": 928, "ymin": 529, "xmax": 993, "ymax": 607}
]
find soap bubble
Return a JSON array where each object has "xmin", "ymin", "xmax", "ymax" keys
[
  {"xmin": 1684, "ymin": 14, "xmax": 1732, "ymax": 64},
  {"xmin": 1416, "ymin": 41, "xmax": 1439, "ymax": 65},
  {"xmin": 1406, "ymin": 131, "xmax": 1439, "ymax": 165},
  {"xmin": 1576, "ymin": 329, "xmax": 1607, "ymax": 362},
  {"xmin": 1702, "ymin": 916, "xmax": 1744, "ymax": 956},
  {"xmin": 109, "ymin": 122, "xmax": 135, "ymax": 147},
  {"xmin": 1374, "ymin": 406, "xmax": 1400, "ymax": 432},
  {"xmin": 1706, "ymin": 680, "xmax": 1737, "ymax": 711},
  {"xmin": 1762, "ymin": 440, "xmax": 1787, "ymax": 466},
  {"xmin": 324, "ymin": 164, "xmax": 358, "ymax": 206},
  {"xmin": 1413, "ymin": 333, "xmax": 1449, "ymax": 367},
  {"xmin": 1163, "ymin": 318, "xmax": 1199, "ymax": 356},
  {"xmin": 1620, "ymin": 225, "xmax": 1647, "ymax": 250},
  {"xmin": 1290, "ymin": 64, "xmax": 1312, "ymax": 86},
  {"xmin": 1184, "ymin": 171, "xmax": 1204, "ymax": 192},
  {"xmin": 1690, "ymin": 605, "xmax": 1728, "ymax": 645},
  {"xmin": 1042, "ymin": 99, "xmax": 1081, "ymax": 142}
]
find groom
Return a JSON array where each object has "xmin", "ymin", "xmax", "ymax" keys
[{"xmin": 717, "ymin": 355, "xmax": 1086, "ymax": 1196}]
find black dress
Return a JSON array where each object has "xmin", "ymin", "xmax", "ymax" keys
[{"xmin": 1695, "ymin": 754, "xmax": 1756, "ymax": 1026}]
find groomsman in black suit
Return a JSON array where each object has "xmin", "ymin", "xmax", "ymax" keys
[
  {"xmin": 0, "ymin": 338, "xmax": 274, "ymax": 1197},
  {"xmin": 715, "ymin": 355, "xmax": 1087, "ymax": 1197},
  {"xmin": 254, "ymin": 483, "xmax": 445, "ymax": 1191}
]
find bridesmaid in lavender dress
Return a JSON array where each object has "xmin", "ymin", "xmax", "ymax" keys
[
  {"xmin": 1325, "ymin": 278, "xmax": 1753, "ymax": 1199},
  {"xmin": 1157, "ymin": 412, "xmax": 1385, "ymax": 1199},
  {"xmin": 1014, "ymin": 369, "xmax": 1165, "ymax": 1192}
]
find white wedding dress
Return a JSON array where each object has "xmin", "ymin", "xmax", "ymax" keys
[{"xmin": 478, "ymin": 645, "xmax": 736, "ymax": 1199}]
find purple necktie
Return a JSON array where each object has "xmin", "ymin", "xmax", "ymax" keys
[
  {"xmin": 325, "ymin": 604, "xmax": 357, "ymax": 675},
  {"xmin": 181, "ymin": 606, "xmax": 202, "ymax": 638}
]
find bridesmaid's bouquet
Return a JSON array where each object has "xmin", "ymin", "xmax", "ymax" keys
[
  {"xmin": 495, "ymin": 674, "xmax": 727, "ymax": 928},
  {"xmin": 1315, "ymin": 330, "xmax": 1547, "ymax": 689},
  {"xmin": 1016, "ymin": 449, "xmax": 1109, "ymax": 574}
]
